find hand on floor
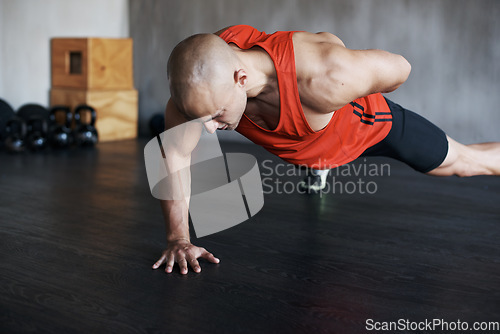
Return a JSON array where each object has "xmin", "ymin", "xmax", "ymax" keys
[{"xmin": 152, "ymin": 239, "xmax": 220, "ymax": 274}]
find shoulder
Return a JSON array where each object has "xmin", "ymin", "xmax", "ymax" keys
[
  {"xmin": 293, "ymin": 31, "xmax": 411, "ymax": 108},
  {"xmin": 164, "ymin": 99, "xmax": 203, "ymax": 156},
  {"xmin": 293, "ymin": 31, "xmax": 351, "ymax": 86},
  {"xmin": 292, "ymin": 31, "xmax": 377, "ymax": 110},
  {"xmin": 293, "ymin": 31, "xmax": 349, "ymax": 77}
]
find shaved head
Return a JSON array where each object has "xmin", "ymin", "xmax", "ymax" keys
[{"xmin": 167, "ymin": 34, "xmax": 241, "ymax": 114}]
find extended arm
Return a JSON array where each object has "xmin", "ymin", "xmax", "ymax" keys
[{"xmin": 152, "ymin": 99, "xmax": 220, "ymax": 274}]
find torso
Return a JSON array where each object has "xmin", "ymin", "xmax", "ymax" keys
[
  {"xmin": 214, "ymin": 25, "xmax": 394, "ymax": 168},
  {"xmin": 238, "ymin": 31, "xmax": 348, "ymax": 132}
]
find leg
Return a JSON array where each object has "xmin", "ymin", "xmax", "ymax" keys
[
  {"xmin": 427, "ymin": 136, "xmax": 500, "ymax": 177},
  {"xmin": 361, "ymin": 99, "xmax": 500, "ymax": 176}
]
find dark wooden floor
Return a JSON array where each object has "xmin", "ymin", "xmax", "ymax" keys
[{"xmin": 1, "ymin": 138, "xmax": 499, "ymax": 334}]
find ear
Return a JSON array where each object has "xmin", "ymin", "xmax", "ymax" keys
[{"xmin": 234, "ymin": 69, "xmax": 247, "ymax": 87}]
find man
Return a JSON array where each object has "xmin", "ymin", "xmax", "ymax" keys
[{"xmin": 152, "ymin": 25, "xmax": 500, "ymax": 275}]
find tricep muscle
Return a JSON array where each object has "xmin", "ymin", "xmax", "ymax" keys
[{"xmin": 339, "ymin": 48, "xmax": 411, "ymax": 98}]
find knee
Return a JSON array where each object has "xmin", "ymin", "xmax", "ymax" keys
[
  {"xmin": 440, "ymin": 139, "xmax": 493, "ymax": 177},
  {"xmin": 427, "ymin": 156, "xmax": 490, "ymax": 177}
]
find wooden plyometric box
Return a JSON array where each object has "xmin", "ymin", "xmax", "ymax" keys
[
  {"xmin": 50, "ymin": 88, "xmax": 138, "ymax": 142},
  {"xmin": 51, "ymin": 38, "xmax": 134, "ymax": 89}
]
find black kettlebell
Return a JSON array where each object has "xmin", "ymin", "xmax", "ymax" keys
[
  {"xmin": 49, "ymin": 105, "xmax": 73, "ymax": 148},
  {"xmin": 74, "ymin": 104, "xmax": 98, "ymax": 146},
  {"xmin": 26, "ymin": 116, "xmax": 48, "ymax": 151},
  {"xmin": 4, "ymin": 117, "xmax": 27, "ymax": 153}
]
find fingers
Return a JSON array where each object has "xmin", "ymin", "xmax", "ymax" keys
[
  {"xmin": 189, "ymin": 258, "xmax": 201, "ymax": 273},
  {"xmin": 153, "ymin": 246, "xmax": 220, "ymax": 274},
  {"xmin": 178, "ymin": 258, "xmax": 188, "ymax": 275},
  {"xmin": 165, "ymin": 253, "xmax": 175, "ymax": 273},
  {"xmin": 200, "ymin": 249, "xmax": 220, "ymax": 264},
  {"xmin": 180, "ymin": 252, "xmax": 201, "ymax": 274},
  {"xmin": 152, "ymin": 253, "xmax": 167, "ymax": 269}
]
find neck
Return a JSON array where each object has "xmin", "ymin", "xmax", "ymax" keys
[{"xmin": 233, "ymin": 47, "xmax": 277, "ymax": 98}]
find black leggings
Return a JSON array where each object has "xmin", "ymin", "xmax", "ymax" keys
[{"xmin": 361, "ymin": 98, "xmax": 449, "ymax": 173}]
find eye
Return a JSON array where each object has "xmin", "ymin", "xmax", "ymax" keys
[{"xmin": 213, "ymin": 111, "xmax": 223, "ymax": 120}]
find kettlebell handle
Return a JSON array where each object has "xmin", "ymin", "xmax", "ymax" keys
[
  {"xmin": 74, "ymin": 105, "xmax": 97, "ymax": 126},
  {"xmin": 50, "ymin": 105, "xmax": 72, "ymax": 128},
  {"xmin": 27, "ymin": 116, "xmax": 49, "ymax": 135},
  {"xmin": 6, "ymin": 117, "xmax": 27, "ymax": 137}
]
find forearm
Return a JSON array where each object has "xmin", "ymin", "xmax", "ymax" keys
[
  {"xmin": 159, "ymin": 151, "xmax": 192, "ymax": 243},
  {"xmin": 160, "ymin": 199, "xmax": 190, "ymax": 242},
  {"xmin": 159, "ymin": 138, "xmax": 193, "ymax": 243}
]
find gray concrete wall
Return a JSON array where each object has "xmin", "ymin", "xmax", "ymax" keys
[{"xmin": 130, "ymin": 0, "xmax": 500, "ymax": 143}]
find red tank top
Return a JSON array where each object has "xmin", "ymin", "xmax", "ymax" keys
[{"xmin": 219, "ymin": 25, "xmax": 392, "ymax": 169}]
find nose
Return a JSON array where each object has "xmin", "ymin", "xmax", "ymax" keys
[{"xmin": 203, "ymin": 120, "xmax": 218, "ymax": 134}]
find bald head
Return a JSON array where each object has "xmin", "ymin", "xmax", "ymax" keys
[{"xmin": 167, "ymin": 33, "xmax": 241, "ymax": 113}]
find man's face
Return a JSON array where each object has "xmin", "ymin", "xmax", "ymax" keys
[{"xmin": 184, "ymin": 84, "xmax": 247, "ymax": 134}]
